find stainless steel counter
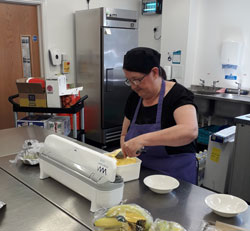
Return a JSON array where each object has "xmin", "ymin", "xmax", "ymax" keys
[
  {"xmin": 0, "ymin": 127, "xmax": 250, "ymax": 230},
  {"xmin": 190, "ymin": 88, "xmax": 250, "ymax": 118},
  {"xmin": 0, "ymin": 168, "xmax": 88, "ymax": 231},
  {"xmin": 0, "ymin": 126, "xmax": 53, "ymax": 157},
  {"xmin": 193, "ymin": 92, "xmax": 250, "ymax": 104}
]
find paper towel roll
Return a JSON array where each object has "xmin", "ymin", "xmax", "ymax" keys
[{"xmin": 164, "ymin": 65, "xmax": 172, "ymax": 79}]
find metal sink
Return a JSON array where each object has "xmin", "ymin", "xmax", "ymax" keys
[
  {"xmin": 190, "ymin": 85, "xmax": 250, "ymax": 118},
  {"xmin": 192, "ymin": 90, "xmax": 218, "ymax": 95},
  {"xmin": 190, "ymin": 86, "xmax": 217, "ymax": 116},
  {"xmin": 214, "ymin": 98, "xmax": 250, "ymax": 118},
  {"xmin": 194, "ymin": 97, "xmax": 214, "ymax": 116}
]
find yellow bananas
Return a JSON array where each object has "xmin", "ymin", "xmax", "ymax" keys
[
  {"xmin": 93, "ymin": 204, "xmax": 153, "ymax": 230},
  {"xmin": 94, "ymin": 217, "xmax": 125, "ymax": 228}
]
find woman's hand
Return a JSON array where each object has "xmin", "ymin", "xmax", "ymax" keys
[{"xmin": 122, "ymin": 136, "xmax": 144, "ymax": 157}]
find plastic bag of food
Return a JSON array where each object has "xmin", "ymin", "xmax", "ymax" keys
[
  {"xmin": 199, "ymin": 221, "xmax": 221, "ymax": 231},
  {"xmin": 9, "ymin": 139, "xmax": 44, "ymax": 165},
  {"xmin": 149, "ymin": 218, "xmax": 186, "ymax": 231},
  {"xmin": 93, "ymin": 203, "xmax": 153, "ymax": 231},
  {"xmin": 0, "ymin": 201, "xmax": 6, "ymax": 210}
]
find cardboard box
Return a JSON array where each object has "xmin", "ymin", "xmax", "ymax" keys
[
  {"xmin": 46, "ymin": 75, "xmax": 67, "ymax": 108},
  {"xmin": 16, "ymin": 78, "xmax": 47, "ymax": 107},
  {"xmin": 47, "ymin": 116, "xmax": 71, "ymax": 136},
  {"xmin": 46, "ymin": 75, "xmax": 83, "ymax": 108},
  {"xmin": 17, "ymin": 115, "xmax": 51, "ymax": 128}
]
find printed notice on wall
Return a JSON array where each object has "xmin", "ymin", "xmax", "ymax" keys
[
  {"xmin": 210, "ymin": 147, "xmax": 221, "ymax": 163},
  {"xmin": 21, "ymin": 36, "xmax": 31, "ymax": 77},
  {"xmin": 172, "ymin": 50, "xmax": 181, "ymax": 64}
]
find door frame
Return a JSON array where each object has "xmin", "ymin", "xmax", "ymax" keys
[{"xmin": 0, "ymin": 0, "xmax": 49, "ymax": 77}]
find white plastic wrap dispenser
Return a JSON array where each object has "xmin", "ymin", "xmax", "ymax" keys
[{"xmin": 39, "ymin": 134, "xmax": 124, "ymax": 212}]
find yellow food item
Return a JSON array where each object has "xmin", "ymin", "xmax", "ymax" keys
[
  {"xmin": 106, "ymin": 204, "xmax": 153, "ymax": 230},
  {"xmin": 108, "ymin": 149, "xmax": 137, "ymax": 166},
  {"xmin": 94, "ymin": 217, "xmax": 132, "ymax": 230},
  {"xmin": 124, "ymin": 212, "xmax": 146, "ymax": 224},
  {"xmin": 94, "ymin": 217, "xmax": 123, "ymax": 228},
  {"xmin": 116, "ymin": 157, "xmax": 137, "ymax": 166}
]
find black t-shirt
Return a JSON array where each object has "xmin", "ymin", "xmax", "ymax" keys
[{"xmin": 124, "ymin": 82, "xmax": 197, "ymax": 154}]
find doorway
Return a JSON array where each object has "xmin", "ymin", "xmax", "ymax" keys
[{"xmin": 0, "ymin": 2, "xmax": 41, "ymax": 129}]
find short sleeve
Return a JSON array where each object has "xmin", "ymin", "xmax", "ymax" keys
[{"xmin": 168, "ymin": 84, "xmax": 197, "ymax": 112}]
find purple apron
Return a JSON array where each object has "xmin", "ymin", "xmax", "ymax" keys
[{"xmin": 125, "ymin": 80, "xmax": 197, "ymax": 184}]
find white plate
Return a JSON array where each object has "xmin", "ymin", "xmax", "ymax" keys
[
  {"xmin": 205, "ymin": 194, "xmax": 248, "ymax": 218},
  {"xmin": 143, "ymin": 175, "xmax": 180, "ymax": 194}
]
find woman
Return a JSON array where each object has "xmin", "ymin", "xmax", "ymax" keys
[{"xmin": 120, "ymin": 47, "xmax": 198, "ymax": 184}]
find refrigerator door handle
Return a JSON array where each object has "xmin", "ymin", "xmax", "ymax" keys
[{"xmin": 105, "ymin": 68, "xmax": 114, "ymax": 92}]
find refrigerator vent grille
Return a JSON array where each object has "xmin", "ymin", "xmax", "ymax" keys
[{"xmin": 105, "ymin": 130, "xmax": 121, "ymax": 143}]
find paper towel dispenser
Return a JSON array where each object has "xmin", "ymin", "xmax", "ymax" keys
[
  {"xmin": 221, "ymin": 40, "xmax": 243, "ymax": 80},
  {"xmin": 221, "ymin": 40, "xmax": 242, "ymax": 67}
]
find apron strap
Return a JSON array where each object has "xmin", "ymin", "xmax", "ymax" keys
[
  {"xmin": 155, "ymin": 79, "xmax": 165, "ymax": 124},
  {"xmin": 131, "ymin": 97, "xmax": 142, "ymax": 125}
]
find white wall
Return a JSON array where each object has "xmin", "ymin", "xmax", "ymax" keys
[
  {"xmin": 160, "ymin": 0, "xmax": 191, "ymax": 84},
  {"xmin": 191, "ymin": 0, "xmax": 250, "ymax": 90},
  {"xmin": 138, "ymin": 12, "xmax": 162, "ymax": 52},
  {"xmin": 43, "ymin": 0, "xmax": 140, "ymax": 84},
  {"xmin": 184, "ymin": 0, "xmax": 200, "ymax": 87}
]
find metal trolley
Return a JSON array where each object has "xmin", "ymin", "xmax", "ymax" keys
[{"xmin": 8, "ymin": 94, "xmax": 88, "ymax": 141}]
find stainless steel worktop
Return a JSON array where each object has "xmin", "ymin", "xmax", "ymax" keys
[
  {"xmin": 0, "ymin": 126, "xmax": 250, "ymax": 231},
  {"xmin": 0, "ymin": 126, "xmax": 53, "ymax": 157},
  {"xmin": 190, "ymin": 86, "xmax": 250, "ymax": 118},
  {"xmin": 193, "ymin": 92, "xmax": 250, "ymax": 104},
  {"xmin": 0, "ymin": 168, "xmax": 88, "ymax": 231},
  {"xmin": 190, "ymin": 85, "xmax": 250, "ymax": 104}
]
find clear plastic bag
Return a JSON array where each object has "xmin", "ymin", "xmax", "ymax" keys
[
  {"xmin": 149, "ymin": 218, "xmax": 186, "ymax": 231},
  {"xmin": 199, "ymin": 221, "xmax": 220, "ymax": 231},
  {"xmin": 0, "ymin": 201, "xmax": 6, "ymax": 210},
  {"xmin": 93, "ymin": 203, "xmax": 153, "ymax": 231},
  {"xmin": 9, "ymin": 139, "xmax": 44, "ymax": 165}
]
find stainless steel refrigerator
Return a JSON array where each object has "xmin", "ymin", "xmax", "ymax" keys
[{"xmin": 75, "ymin": 7, "xmax": 138, "ymax": 145}]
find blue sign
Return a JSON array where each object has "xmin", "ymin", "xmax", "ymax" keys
[
  {"xmin": 33, "ymin": 35, "xmax": 37, "ymax": 42},
  {"xmin": 225, "ymin": 75, "xmax": 237, "ymax": 80}
]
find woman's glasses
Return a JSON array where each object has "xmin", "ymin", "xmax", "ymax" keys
[{"xmin": 124, "ymin": 74, "xmax": 147, "ymax": 86}]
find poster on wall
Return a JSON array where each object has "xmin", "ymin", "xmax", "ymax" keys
[
  {"xmin": 172, "ymin": 50, "xmax": 181, "ymax": 64},
  {"xmin": 21, "ymin": 36, "xmax": 32, "ymax": 77}
]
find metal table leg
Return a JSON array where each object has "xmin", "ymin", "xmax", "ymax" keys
[
  {"xmin": 14, "ymin": 112, "xmax": 18, "ymax": 127},
  {"xmin": 72, "ymin": 113, "xmax": 77, "ymax": 139},
  {"xmin": 81, "ymin": 107, "xmax": 85, "ymax": 142}
]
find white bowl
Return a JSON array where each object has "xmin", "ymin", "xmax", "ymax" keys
[
  {"xmin": 143, "ymin": 175, "xmax": 180, "ymax": 194},
  {"xmin": 205, "ymin": 194, "xmax": 248, "ymax": 218}
]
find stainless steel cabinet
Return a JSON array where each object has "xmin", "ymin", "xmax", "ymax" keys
[
  {"xmin": 75, "ymin": 8, "xmax": 138, "ymax": 145},
  {"xmin": 229, "ymin": 114, "xmax": 250, "ymax": 202}
]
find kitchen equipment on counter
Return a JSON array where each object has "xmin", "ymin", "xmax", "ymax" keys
[
  {"xmin": 75, "ymin": 7, "xmax": 138, "ymax": 145},
  {"xmin": 143, "ymin": 175, "xmax": 180, "ymax": 194},
  {"xmin": 203, "ymin": 126, "xmax": 236, "ymax": 193},
  {"xmin": 107, "ymin": 149, "xmax": 142, "ymax": 182},
  {"xmin": 225, "ymin": 88, "xmax": 249, "ymax": 95},
  {"xmin": 39, "ymin": 134, "xmax": 124, "ymax": 212},
  {"xmin": 205, "ymin": 194, "xmax": 248, "ymax": 218},
  {"xmin": 229, "ymin": 114, "xmax": 250, "ymax": 203},
  {"xmin": 115, "ymin": 147, "xmax": 146, "ymax": 159}
]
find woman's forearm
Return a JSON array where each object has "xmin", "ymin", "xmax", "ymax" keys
[
  {"xmin": 138, "ymin": 124, "xmax": 198, "ymax": 147},
  {"xmin": 120, "ymin": 135, "xmax": 126, "ymax": 148}
]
